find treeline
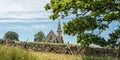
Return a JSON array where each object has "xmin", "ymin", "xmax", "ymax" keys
[
  {"xmin": 2, "ymin": 30, "xmax": 120, "ymax": 49},
  {"xmin": 2, "ymin": 31, "xmax": 45, "ymax": 42}
]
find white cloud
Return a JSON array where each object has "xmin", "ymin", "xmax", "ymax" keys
[
  {"xmin": 0, "ymin": 0, "xmax": 50, "ymax": 12},
  {"xmin": 3, "ymin": 24, "xmax": 51, "ymax": 30},
  {"xmin": 0, "ymin": 20, "xmax": 51, "ymax": 23},
  {"xmin": 0, "ymin": 0, "xmax": 51, "ymax": 22},
  {"xmin": 0, "ymin": 2, "xmax": 28, "ymax": 12},
  {"xmin": 0, "ymin": 10, "xmax": 51, "ymax": 19},
  {"xmin": 31, "ymin": 24, "xmax": 50, "ymax": 29}
]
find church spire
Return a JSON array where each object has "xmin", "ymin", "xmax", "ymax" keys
[
  {"xmin": 57, "ymin": 20, "xmax": 62, "ymax": 32},
  {"xmin": 57, "ymin": 20, "xmax": 63, "ymax": 43},
  {"xmin": 57, "ymin": 20, "xmax": 62, "ymax": 38}
]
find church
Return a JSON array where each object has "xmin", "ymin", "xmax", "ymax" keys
[{"xmin": 45, "ymin": 20, "xmax": 64, "ymax": 43}]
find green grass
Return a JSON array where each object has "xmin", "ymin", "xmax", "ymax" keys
[
  {"xmin": 31, "ymin": 51, "xmax": 82, "ymax": 60},
  {"xmin": 82, "ymin": 55, "xmax": 117, "ymax": 60},
  {"xmin": 0, "ymin": 45, "xmax": 118, "ymax": 60},
  {"xmin": 0, "ymin": 45, "xmax": 37, "ymax": 60}
]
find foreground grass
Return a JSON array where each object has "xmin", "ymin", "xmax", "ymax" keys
[
  {"xmin": 0, "ymin": 45, "xmax": 37, "ymax": 60},
  {"xmin": 32, "ymin": 51, "xmax": 117, "ymax": 60},
  {"xmin": 0, "ymin": 45, "xmax": 117, "ymax": 60},
  {"xmin": 83, "ymin": 56, "xmax": 117, "ymax": 60},
  {"xmin": 31, "ymin": 51, "xmax": 82, "ymax": 60},
  {"xmin": 0, "ymin": 45, "xmax": 82, "ymax": 60}
]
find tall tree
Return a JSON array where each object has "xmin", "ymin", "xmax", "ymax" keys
[
  {"xmin": 45, "ymin": 0, "xmax": 120, "ymax": 47},
  {"xmin": 108, "ymin": 28, "xmax": 120, "ymax": 48},
  {"xmin": 3, "ymin": 31, "xmax": 19, "ymax": 41},
  {"xmin": 34, "ymin": 31, "xmax": 45, "ymax": 42}
]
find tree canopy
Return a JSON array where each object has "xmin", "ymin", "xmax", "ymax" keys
[
  {"xmin": 3, "ymin": 31, "xmax": 19, "ymax": 41},
  {"xmin": 108, "ymin": 28, "xmax": 120, "ymax": 48},
  {"xmin": 45, "ymin": 0, "xmax": 120, "ymax": 47},
  {"xmin": 34, "ymin": 31, "xmax": 45, "ymax": 42}
]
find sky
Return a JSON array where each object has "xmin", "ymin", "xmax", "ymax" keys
[
  {"xmin": 0, "ymin": 0, "xmax": 77, "ymax": 44},
  {"xmin": 0, "ymin": 0, "xmax": 119, "ymax": 44}
]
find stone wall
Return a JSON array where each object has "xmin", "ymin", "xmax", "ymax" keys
[{"xmin": 0, "ymin": 39, "xmax": 119, "ymax": 58}]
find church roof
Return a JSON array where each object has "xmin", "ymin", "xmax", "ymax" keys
[
  {"xmin": 57, "ymin": 20, "xmax": 62, "ymax": 32},
  {"xmin": 46, "ymin": 30, "xmax": 57, "ymax": 38}
]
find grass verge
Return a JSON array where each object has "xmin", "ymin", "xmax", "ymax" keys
[{"xmin": 0, "ymin": 45, "xmax": 118, "ymax": 60}]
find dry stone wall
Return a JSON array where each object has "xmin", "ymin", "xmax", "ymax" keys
[{"xmin": 0, "ymin": 39, "xmax": 119, "ymax": 58}]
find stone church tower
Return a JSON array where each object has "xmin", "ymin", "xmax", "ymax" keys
[
  {"xmin": 45, "ymin": 20, "xmax": 64, "ymax": 43},
  {"xmin": 57, "ymin": 20, "xmax": 63, "ymax": 43}
]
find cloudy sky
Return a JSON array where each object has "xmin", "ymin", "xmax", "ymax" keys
[
  {"xmin": 0, "ymin": 0, "xmax": 119, "ymax": 44},
  {"xmin": 0, "ymin": 0, "xmax": 77, "ymax": 43}
]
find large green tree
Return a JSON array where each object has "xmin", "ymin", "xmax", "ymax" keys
[
  {"xmin": 34, "ymin": 31, "xmax": 45, "ymax": 42},
  {"xmin": 3, "ymin": 31, "xmax": 19, "ymax": 41},
  {"xmin": 108, "ymin": 28, "xmax": 120, "ymax": 48},
  {"xmin": 45, "ymin": 0, "xmax": 120, "ymax": 47}
]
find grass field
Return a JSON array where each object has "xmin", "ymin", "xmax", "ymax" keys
[
  {"xmin": 0, "ymin": 45, "xmax": 82, "ymax": 60},
  {"xmin": 0, "ymin": 45, "xmax": 117, "ymax": 60},
  {"xmin": 0, "ymin": 45, "xmax": 37, "ymax": 60},
  {"xmin": 32, "ymin": 51, "xmax": 82, "ymax": 60},
  {"xmin": 32, "ymin": 52, "xmax": 116, "ymax": 60}
]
